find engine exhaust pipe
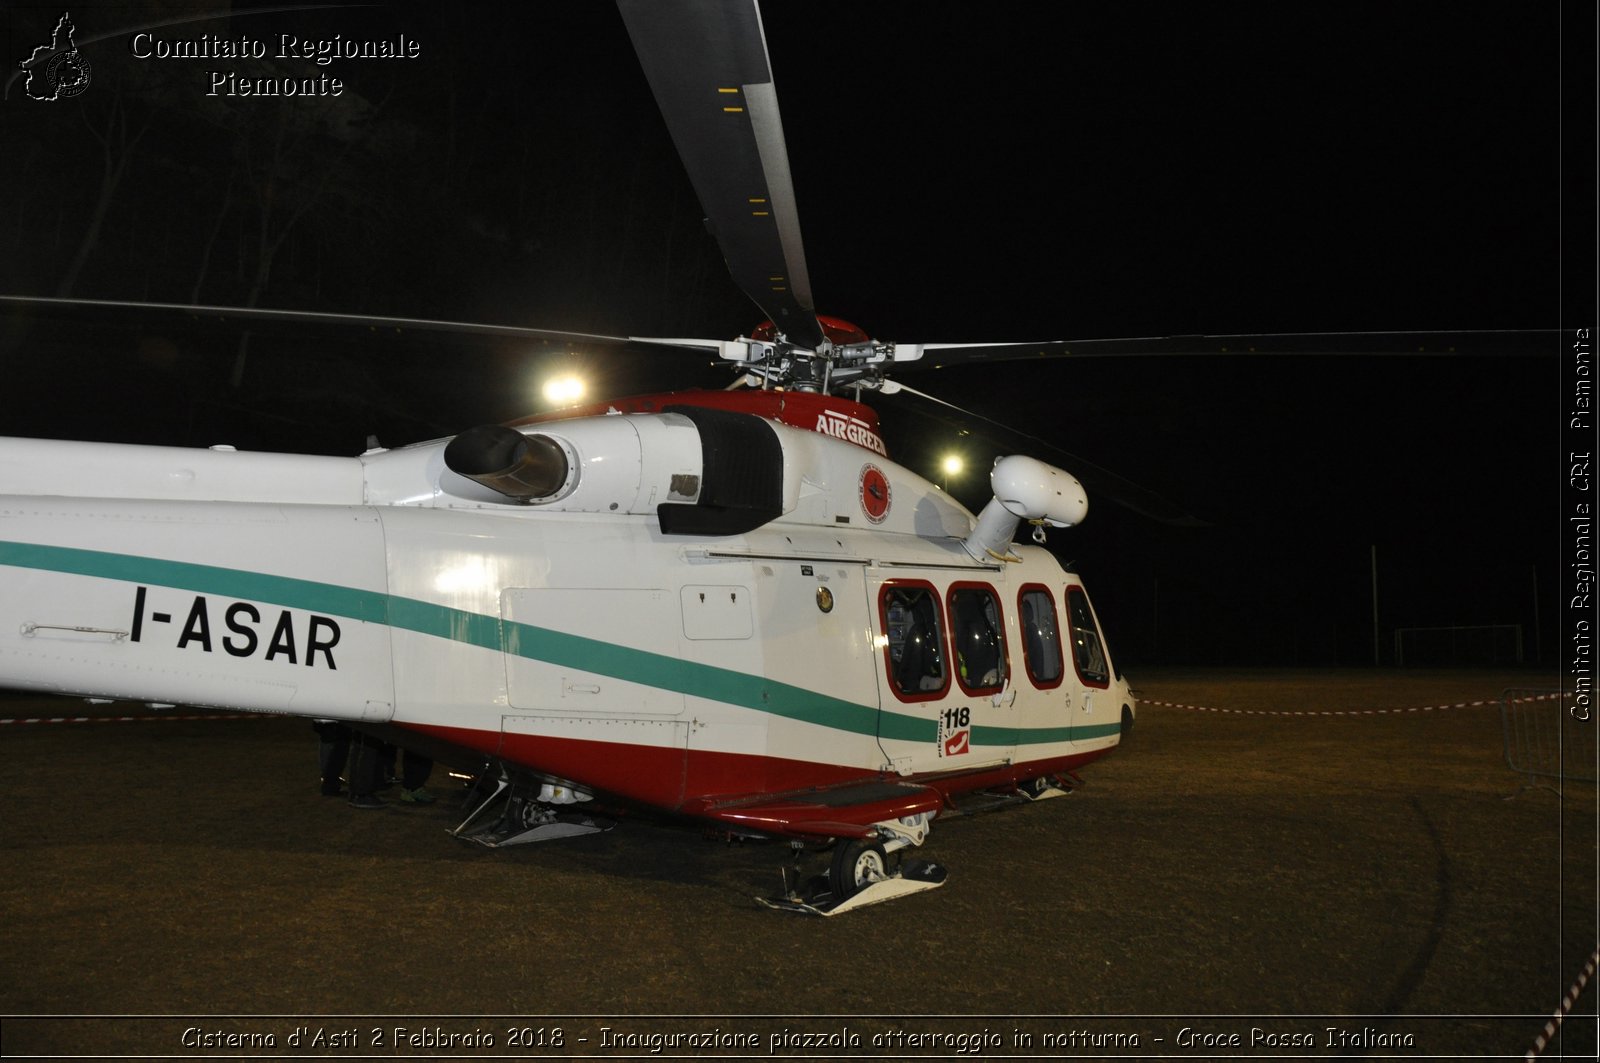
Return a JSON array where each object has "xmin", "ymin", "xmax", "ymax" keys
[{"xmin": 444, "ymin": 425, "xmax": 573, "ymax": 502}]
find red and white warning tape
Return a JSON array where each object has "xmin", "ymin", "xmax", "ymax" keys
[
  {"xmin": 1141, "ymin": 691, "xmax": 1567, "ymax": 717},
  {"xmin": 1526, "ymin": 944, "xmax": 1599, "ymax": 1060},
  {"xmin": 0, "ymin": 712, "xmax": 279, "ymax": 726}
]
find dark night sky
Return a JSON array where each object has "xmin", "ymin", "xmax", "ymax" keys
[{"xmin": 0, "ymin": 1, "xmax": 1589, "ymax": 666}]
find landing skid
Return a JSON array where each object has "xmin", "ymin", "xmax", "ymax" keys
[
  {"xmin": 450, "ymin": 775, "xmax": 614, "ymax": 848},
  {"xmin": 462, "ymin": 814, "xmax": 614, "ymax": 849},
  {"xmin": 949, "ymin": 771, "xmax": 1084, "ymax": 817},
  {"xmin": 1019, "ymin": 777, "xmax": 1077, "ymax": 801},
  {"xmin": 759, "ymin": 859, "xmax": 948, "ymax": 916}
]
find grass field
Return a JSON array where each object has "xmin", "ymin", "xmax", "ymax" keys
[{"xmin": 1, "ymin": 668, "xmax": 1594, "ymax": 1059}]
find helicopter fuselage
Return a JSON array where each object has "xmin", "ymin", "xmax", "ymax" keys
[{"xmin": 0, "ymin": 410, "xmax": 1132, "ymax": 839}]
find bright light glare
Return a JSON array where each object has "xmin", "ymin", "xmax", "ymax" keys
[
  {"xmin": 433, "ymin": 557, "xmax": 496, "ymax": 595},
  {"xmin": 941, "ymin": 454, "xmax": 964, "ymax": 477},
  {"xmin": 542, "ymin": 374, "xmax": 587, "ymax": 406}
]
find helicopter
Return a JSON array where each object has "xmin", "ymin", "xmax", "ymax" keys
[
  {"xmin": 0, "ymin": 0, "xmax": 1151, "ymax": 915},
  {"xmin": 0, "ymin": 1, "xmax": 1556, "ymax": 915}
]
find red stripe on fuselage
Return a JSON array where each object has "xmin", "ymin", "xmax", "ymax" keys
[{"xmin": 397, "ymin": 720, "xmax": 1116, "ymax": 835}]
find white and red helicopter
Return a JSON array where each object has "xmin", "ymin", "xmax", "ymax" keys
[{"xmin": 0, "ymin": 1, "xmax": 1551, "ymax": 913}]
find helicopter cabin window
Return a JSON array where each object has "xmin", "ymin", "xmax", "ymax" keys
[
  {"xmin": 948, "ymin": 583, "xmax": 1007, "ymax": 695},
  {"xmin": 1018, "ymin": 585, "xmax": 1064, "ymax": 688},
  {"xmin": 879, "ymin": 582, "xmax": 949, "ymax": 701},
  {"xmin": 1065, "ymin": 585, "xmax": 1110, "ymax": 687}
]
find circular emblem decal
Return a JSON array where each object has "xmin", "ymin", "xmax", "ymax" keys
[{"xmin": 859, "ymin": 464, "xmax": 891, "ymax": 524}]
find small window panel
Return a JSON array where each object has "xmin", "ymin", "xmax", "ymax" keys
[
  {"xmin": 879, "ymin": 582, "xmax": 949, "ymax": 701},
  {"xmin": 948, "ymin": 583, "xmax": 1007, "ymax": 695},
  {"xmin": 1065, "ymin": 585, "xmax": 1110, "ymax": 687},
  {"xmin": 1018, "ymin": 585, "xmax": 1064, "ymax": 688}
]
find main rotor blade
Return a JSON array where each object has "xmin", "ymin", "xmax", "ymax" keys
[
  {"xmin": 0, "ymin": 295, "xmax": 665, "ymax": 352},
  {"xmin": 617, "ymin": 0, "xmax": 822, "ymax": 350},
  {"xmin": 901, "ymin": 329, "xmax": 1559, "ymax": 368}
]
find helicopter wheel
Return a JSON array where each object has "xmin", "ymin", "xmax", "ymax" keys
[{"xmin": 829, "ymin": 837, "xmax": 889, "ymax": 900}]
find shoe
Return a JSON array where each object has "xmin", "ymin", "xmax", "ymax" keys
[
  {"xmin": 348, "ymin": 793, "xmax": 387, "ymax": 809},
  {"xmin": 320, "ymin": 787, "xmax": 344, "ymax": 797},
  {"xmin": 400, "ymin": 787, "xmax": 436, "ymax": 805}
]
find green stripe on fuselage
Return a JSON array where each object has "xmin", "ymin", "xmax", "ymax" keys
[
  {"xmin": 501, "ymin": 619, "xmax": 890, "ymax": 738},
  {"xmin": 0, "ymin": 540, "xmax": 1107, "ymax": 746},
  {"xmin": 0, "ymin": 540, "xmax": 391, "ymax": 622}
]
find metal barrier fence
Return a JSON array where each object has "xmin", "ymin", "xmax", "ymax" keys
[{"xmin": 1502, "ymin": 688, "xmax": 1595, "ymax": 794}]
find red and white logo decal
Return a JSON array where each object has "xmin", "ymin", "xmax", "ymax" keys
[
  {"xmin": 937, "ymin": 705, "xmax": 971, "ymax": 757},
  {"xmin": 859, "ymin": 464, "xmax": 891, "ymax": 524}
]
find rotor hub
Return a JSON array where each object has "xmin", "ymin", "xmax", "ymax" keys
[{"xmin": 751, "ymin": 315, "xmax": 871, "ymax": 347}]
